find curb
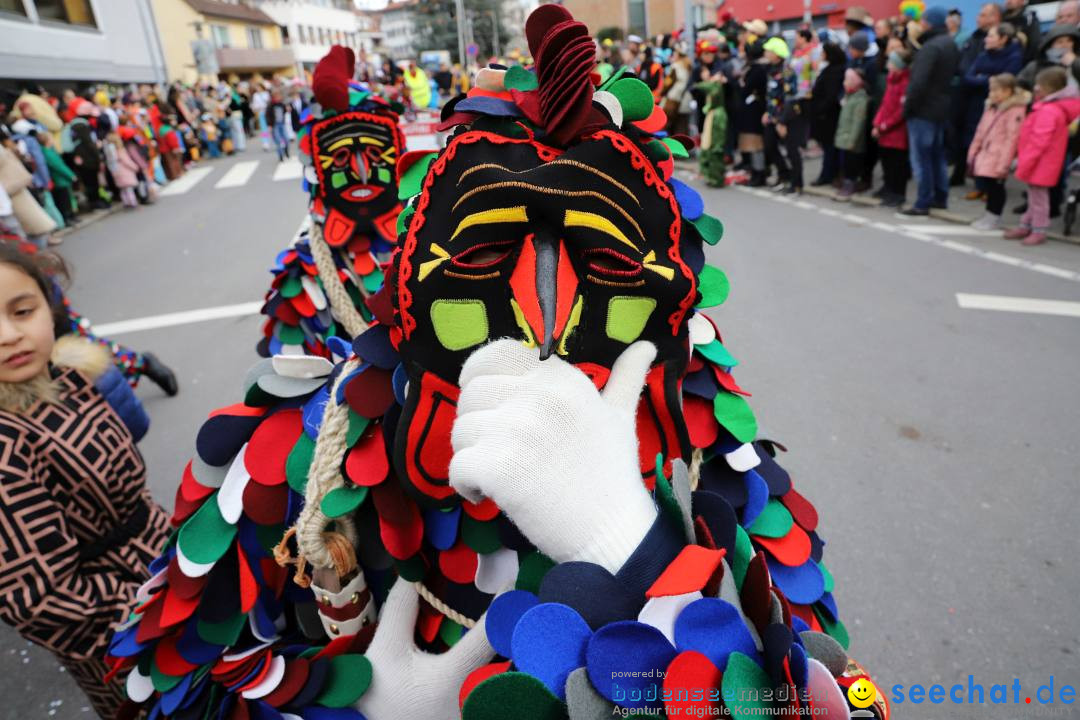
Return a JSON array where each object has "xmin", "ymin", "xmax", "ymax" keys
[
  {"xmin": 801, "ymin": 185, "xmax": 1080, "ymax": 246},
  {"xmin": 53, "ymin": 203, "xmax": 123, "ymax": 240}
]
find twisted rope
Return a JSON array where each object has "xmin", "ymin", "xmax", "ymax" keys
[
  {"xmin": 688, "ymin": 447, "xmax": 703, "ymax": 491},
  {"xmin": 308, "ymin": 220, "xmax": 369, "ymax": 339},
  {"xmin": 414, "ymin": 582, "xmax": 478, "ymax": 629},
  {"xmin": 290, "ymin": 356, "xmax": 363, "ymax": 572}
]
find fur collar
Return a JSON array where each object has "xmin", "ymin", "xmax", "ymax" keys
[
  {"xmin": 0, "ymin": 335, "xmax": 112, "ymax": 413},
  {"xmin": 987, "ymin": 89, "xmax": 1032, "ymax": 113}
]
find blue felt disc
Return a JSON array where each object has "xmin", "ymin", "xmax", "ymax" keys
[
  {"xmin": 485, "ymin": 590, "xmax": 539, "ymax": 659},
  {"xmin": 511, "ymin": 603, "xmax": 592, "ymax": 700},
  {"xmin": 673, "ymin": 597, "xmax": 760, "ymax": 671},
  {"xmin": 767, "ymin": 558, "xmax": 825, "ymax": 605},
  {"xmin": 586, "ymin": 621, "xmax": 676, "ymax": 710}
]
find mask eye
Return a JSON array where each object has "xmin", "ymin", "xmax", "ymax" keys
[
  {"xmin": 331, "ymin": 147, "xmax": 351, "ymax": 167},
  {"xmin": 584, "ymin": 248, "xmax": 643, "ymax": 278},
  {"xmin": 451, "ymin": 240, "xmax": 517, "ymax": 270}
]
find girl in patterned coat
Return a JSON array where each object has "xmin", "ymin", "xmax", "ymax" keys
[{"xmin": 0, "ymin": 244, "xmax": 170, "ymax": 718}]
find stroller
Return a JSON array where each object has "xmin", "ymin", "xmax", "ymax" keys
[{"xmin": 1064, "ymin": 155, "xmax": 1080, "ymax": 236}]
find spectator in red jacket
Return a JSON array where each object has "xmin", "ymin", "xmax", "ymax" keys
[{"xmin": 872, "ymin": 50, "xmax": 912, "ymax": 207}]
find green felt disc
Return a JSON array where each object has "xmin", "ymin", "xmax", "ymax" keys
[
  {"xmin": 346, "ymin": 410, "xmax": 370, "ymax": 448},
  {"xmin": 606, "ymin": 296, "xmax": 656, "ymax": 343},
  {"xmin": 362, "ymin": 267, "xmax": 384, "ymax": 293},
  {"xmin": 321, "ymin": 485, "xmax": 369, "ymax": 518},
  {"xmin": 277, "ymin": 324, "xmax": 306, "ymax": 346},
  {"xmin": 696, "ymin": 265, "xmax": 730, "ymax": 308},
  {"xmin": 280, "ymin": 276, "xmax": 303, "ymax": 299},
  {"xmin": 461, "ymin": 514, "xmax": 502, "ymax": 554},
  {"xmin": 733, "ymin": 525, "xmax": 753, "ymax": 591},
  {"xmin": 177, "ymin": 492, "xmax": 237, "ymax": 565},
  {"xmin": 197, "ymin": 612, "xmax": 247, "ymax": 647},
  {"xmin": 662, "ymin": 137, "xmax": 690, "ymax": 159},
  {"xmin": 315, "ymin": 654, "xmax": 373, "ymax": 707},
  {"xmin": 286, "ymin": 433, "xmax": 315, "ymax": 494},
  {"xmin": 462, "ymin": 672, "xmax": 568, "ymax": 720},
  {"xmin": 713, "ymin": 391, "xmax": 758, "ymax": 444},
  {"xmin": 516, "ymin": 551, "xmax": 555, "ymax": 594},
  {"xmin": 691, "ymin": 213, "xmax": 724, "ymax": 246},
  {"xmin": 299, "ymin": 647, "xmax": 323, "ymax": 659},
  {"xmin": 814, "ymin": 606, "xmax": 850, "ymax": 650},
  {"xmin": 608, "ymin": 77, "xmax": 654, "ymax": 121},
  {"xmin": 646, "ymin": 138, "xmax": 671, "ymax": 162},
  {"xmin": 819, "ymin": 562, "xmax": 835, "ymax": 594},
  {"xmin": 697, "ymin": 339, "xmax": 738, "ymax": 368},
  {"xmin": 440, "ymin": 617, "xmax": 463, "ymax": 647},
  {"xmin": 748, "ymin": 500, "xmax": 794, "ymax": 539},
  {"xmin": 505, "ymin": 65, "xmax": 538, "ymax": 91},
  {"xmin": 395, "ymin": 553, "xmax": 428, "ymax": 582},
  {"xmin": 398, "ymin": 152, "xmax": 436, "ymax": 200},
  {"xmin": 653, "ymin": 457, "xmax": 683, "ymax": 530},
  {"xmin": 431, "ymin": 299, "xmax": 490, "ymax": 351},
  {"xmin": 722, "ymin": 652, "xmax": 774, "ymax": 715}
]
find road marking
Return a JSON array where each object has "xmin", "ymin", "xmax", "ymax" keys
[
  {"xmin": 734, "ymin": 185, "xmax": 1080, "ymax": 284},
  {"xmin": 956, "ymin": 293, "xmax": 1080, "ymax": 317},
  {"xmin": 92, "ymin": 301, "xmax": 264, "ymax": 336},
  {"xmin": 897, "ymin": 223, "xmax": 1000, "ymax": 236},
  {"xmin": 406, "ymin": 134, "xmax": 439, "ymax": 151},
  {"xmin": 215, "ymin": 161, "xmax": 259, "ymax": 188},
  {"xmin": 273, "ymin": 159, "xmax": 304, "ymax": 181},
  {"xmin": 159, "ymin": 166, "xmax": 213, "ymax": 196}
]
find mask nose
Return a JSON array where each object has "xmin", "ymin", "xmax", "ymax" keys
[
  {"xmin": 509, "ymin": 232, "xmax": 579, "ymax": 359},
  {"xmin": 354, "ymin": 150, "xmax": 369, "ymax": 184}
]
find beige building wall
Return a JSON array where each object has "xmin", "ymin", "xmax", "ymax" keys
[
  {"xmin": 646, "ymin": 0, "xmax": 676, "ymax": 36},
  {"xmin": 152, "ymin": 0, "xmax": 204, "ymax": 83},
  {"xmin": 560, "ymin": 0, "xmax": 629, "ymax": 36}
]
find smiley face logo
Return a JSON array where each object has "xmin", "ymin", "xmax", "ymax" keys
[{"xmin": 847, "ymin": 678, "xmax": 878, "ymax": 709}]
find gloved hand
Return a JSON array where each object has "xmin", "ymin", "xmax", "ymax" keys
[
  {"xmin": 450, "ymin": 339, "xmax": 659, "ymax": 574},
  {"xmin": 356, "ymin": 578, "xmax": 494, "ymax": 720}
]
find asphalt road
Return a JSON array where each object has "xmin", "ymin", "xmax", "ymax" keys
[{"xmin": 2, "ymin": 149, "xmax": 1078, "ymax": 719}]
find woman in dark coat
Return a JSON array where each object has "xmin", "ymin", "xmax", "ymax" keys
[
  {"xmin": 810, "ymin": 42, "xmax": 846, "ymax": 185},
  {"xmin": 737, "ymin": 40, "xmax": 769, "ymax": 185}
]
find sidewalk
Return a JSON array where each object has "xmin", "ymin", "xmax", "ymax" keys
[{"xmin": 798, "ymin": 153, "xmax": 1080, "ymax": 247}]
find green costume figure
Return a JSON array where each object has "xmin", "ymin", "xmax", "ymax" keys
[{"xmin": 696, "ymin": 78, "xmax": 728, "ymax": 186}]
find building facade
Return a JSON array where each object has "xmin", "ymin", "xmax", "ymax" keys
[
  {"xmin": 254, "ymin": 0, "xmax": 378, "ymax": 75},
  {"xmin": 378, "ymin": 0, "xmax": 419, "ymax": 61},
  {"xmin": 0, "ymin": 0, "xmax": 167, "ymax": 87},
  {"xmin": 150, "ymin": 0, "xmax": 294, "ymax": 84}
]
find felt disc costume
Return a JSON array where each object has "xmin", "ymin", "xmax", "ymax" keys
[
  {"xmin": 112, "ymin": 10, "xmax": 886, "ymax": 720},
  {"xmin": 258, "ymin": 46, "xmax": 405, "ymax": 359}
]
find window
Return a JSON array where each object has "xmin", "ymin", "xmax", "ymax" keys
[
  {"xmin": 0, "ymin": 0, "xmax": 28, "ymax": 18},
  {"xmin": 33, "ymin": 0, "xmax": 97, "ymax": 27},
  {"xmin": 211, "ymin": 24, "xmax": 230, "ymax": 49},
  {"xmin": 247, "ymin": 26, "xmax": 263, "ymax": 49}
]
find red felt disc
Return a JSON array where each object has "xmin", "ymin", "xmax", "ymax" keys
[
  {"xmin": 788, "ymin": 602, "xmax": 822, "ymax": 632},
  {"xmin": 260, "ymin": 558, "xmax": 288, "ymax": 598},
  {"xmin": 354, "ymin": 252, "xmax": 376, "ymax": 277},
  {"xmin": 180, "ymin": 461, "xmax": 215, "ymax": 503},
  {"xmin": 242, "ymin": 481, "xmax": 288, "ymax": 526},
  {"xmin": 688, "ymin": 354, "xmax": 704, "ymax": 373},
  {"xmin": 780, "ymin": 487, "xmax": 819, "ymax": 532},
  {"xmin": 439, "ymin": 541, "xmax": 479, "ymax": 585},
  {"xmin": 344, "ymin": 366, "xmax": 396, "ymax": 420},
  {"xmin": 712, "ymin": 366, "xmax": 751, "ymax": 397},
  {"xmin": 459, "ymin": 661, "xmax": 512, "ymax": 710},
  {"xmin": 155, "ymin": 636, "xmax": 199, "ymax": 676},
  {"xmin": 461, "ymin": 497, "xmax": 499, "ymax": 522},
  {"xmin": 167, "ymin": 557, "xmax": 208, "ymax": 600},
  {"xmin": 290, "ymin": 291, "xmax": 317, "ymax": 319},
  {"xmin": 646, "ymin": 545, "xmax": 727, "ymax": 598},
  {"xmin": 159, "ymin": 587, "xmax": 200, "ymax": 628},
  {"xmin": 171, "ymin": 484, "xmax": 202, "ymax": 527},
  {"xmin": 134, "ymin": 594, "xmax": 169, "ymax": 644},
  {"xmin": 636, "ymin": 399, "xmax": 663, "ymax": 479},
  {"xmin": 683, "ymin": 395, "xmax": 720, "ymax": 449},
  {"xmin": 755, "ymin": 524, "xmax": 812, "ymax": 567},
  {"xmin": 208, "ymin": 403, "xmax": 267, "ymax": 419},
  {"xmin": 237, "ymin": 546, "xmax": 259, "ymax": 614},
  {"xmin": 664, "ymin": 651, "xmax": 722, "ymax": 718},
  {"xmin": 344, "ymin": 426, "xmax": 390, "ymax": 487},
  {"xmin": 262, "ymin": 658, "xmax": 310, "ymax": 708},
  {"xmin": 228, "ymin": 697, "xmax": 250, "ymax": 720},
  {"xmin": 417, "ymin": 599, "xmax": 443, "ymax": 644},
  {"xmin": 739, "ymin": 552, "xmax": 773, "ymax": 636},
  {"xmin": 245, "ymin": 410, "xmax": 303, "ymax": 485},
  {"xmin": 372, "ymin": 482, "xmax": 423, "ymax": 559}
]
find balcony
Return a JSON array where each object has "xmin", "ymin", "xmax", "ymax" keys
[{"xmin": 215, "ymin": 46, "xmax": 295, "ymax": 71}]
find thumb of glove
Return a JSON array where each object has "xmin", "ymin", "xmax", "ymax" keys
[{"xmin": 601, "ymin": 341, "xmax": 658, "ymax": 415}]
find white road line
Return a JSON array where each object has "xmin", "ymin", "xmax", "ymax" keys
[
  {"xmin": 215, "ymin": 160, "xmax": 259, "ymax": 188},
  {"xmin": 956, "ymin": 293, "xmax": 1080, "ymax": 318},
  {"xmin": 735, "ymin": 185, "xmax": 1080, "ymax": 284},
  {"xmin": 159, "ymin": 166, "xmax": 213, "ymax": 196},
  {"xmin": 897, "ymin": 223, "xmax": 1000, "ymax": 236},
  {"xmin": 92, "ymin": 301, "xmax": 264, "ymax": 336},
  {"xmin": 273, "ymin": 159, "xmax": 304, "ymax": 182}
]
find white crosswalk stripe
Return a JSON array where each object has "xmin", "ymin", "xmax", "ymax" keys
[
  {"xmin": 957, "ymin": 293, "xmax": 1080, "ymax": 318},
  {"xmin": 158, "ymin": 166, "xmax": 214, "ymax": 196},
  {"xmin": 273, "ymin": 159, "xmax": 303, "ymax": 181},
  {"xmin": 215, "ymin": 160, "xmax": 259, "ymax": 188}
]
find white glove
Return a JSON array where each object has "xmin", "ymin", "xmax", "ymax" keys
[
  {"xmin": 355, "ymin": 578, "xmax": 494, "ymax": 720},
  {"xmin": 450, "ymin": 339, "xmax": 659, "ymax": 574}
]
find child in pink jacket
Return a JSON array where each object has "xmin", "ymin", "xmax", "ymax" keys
[
  {"xmin": 967, "ymin": 73, "xmax": 1029, "ymax": 230},
  {"xmin": 1005, "ymin": 67, "xmax": 1080, "ymax": 245}
]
